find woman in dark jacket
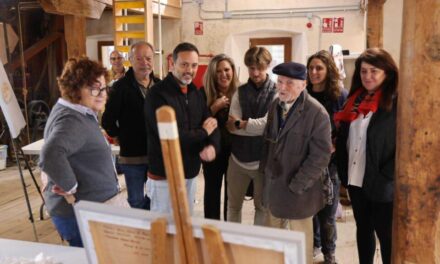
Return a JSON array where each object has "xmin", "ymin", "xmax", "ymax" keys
[
  {"xmin": 334, "ymin": 48, "xmax": 398, "ymax": 264},
  {"xmin": 306, "ymin": 50, "xmax": 347, "ymax": 264},
  {"xmin": 202, "ymin": 54, "xmax": 239, "ymax": 220}
]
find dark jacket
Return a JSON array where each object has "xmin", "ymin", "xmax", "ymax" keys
[
  {"xmin": 335, "ymin": 98, "xmax": 397, "ymax": 202},
  {"xmin": 307, "ymin": 86, "xmax": 348, "ymax": 138},
  {"xmin": 307, "ymin": 86, "xmax": 348, "ymax": 179},
  {"xmin": 144, "ymin": 73, "xmax": 221, "ymax": 179},
  {"xmin": 261, "ymin": 91, "xmax": 332, "ymax": 219},
  {"xmin": 102, "ymin": 68, "xmax": 160, "ymax": 158}
]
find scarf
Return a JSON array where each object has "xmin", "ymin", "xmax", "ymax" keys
[{"xmin": 334, "ymin": 88, "xmax": 382, "ymax": 125}]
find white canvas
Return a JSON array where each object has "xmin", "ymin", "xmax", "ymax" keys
[{"xmin": 0, "ymin": 59, "xmax": 26, "ymax": 139}]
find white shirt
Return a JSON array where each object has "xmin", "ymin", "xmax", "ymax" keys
[
  {"xmin": 347, "ymin": 111, "xmax": 373, "ymax": 187},
  {"xmin": 58, "ymin": 98, "xmax": 98, "ymax": 122}
]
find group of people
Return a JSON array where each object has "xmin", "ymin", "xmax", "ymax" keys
[{"xmin": 38, "ymin": 40, "xmax": 398, "ymax": 264}]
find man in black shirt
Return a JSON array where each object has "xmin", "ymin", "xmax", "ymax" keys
[{"xmin": 144, "ymin": 42, "xmax": 220, "ymax": 214}]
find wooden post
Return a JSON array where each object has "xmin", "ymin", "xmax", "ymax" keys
[
  {"xmin": 145, "ymin": 0, "xmax": 154, "ymax": 45},
  {"xmin": 156, "ymin": 106, "xmax": 200, "ymax": 264},
  {"xmin": 393, "ymin": 0, "xmax": 440, "ymax": 263},
  {"xmin": 64, "ymin": 15, "xmax": 86, "ymax": 58},
  {"xmin": 367, "ymin": 0, "xmax": 386, "ymax": 48}
]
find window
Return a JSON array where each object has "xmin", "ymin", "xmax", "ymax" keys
[{"xmin": 250, "ymin": 37, "xmax": 292, "ymax": 82}]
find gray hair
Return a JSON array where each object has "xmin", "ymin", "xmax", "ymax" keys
[{"xmin": 129, "ymin": 41, "xmax": 155, "ymax": 58}]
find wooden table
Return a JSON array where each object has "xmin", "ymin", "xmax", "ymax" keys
[{"xmin": 22, "ymin": 139, "xmax": 120, "ymax": 155}]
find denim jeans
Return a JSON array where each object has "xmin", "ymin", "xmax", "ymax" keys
[
  {"xmin": 313, "ymin": 176, "xmax": 340, "ymax": 255},
  {"xmin": 146, "ymin": 177, "xmax": 197, "ymax": 215},
  {"xmin": 119, "ymin": 164, "xmax": 150, "ymax": 209},
  {"xmin": 51, "ymin": 215, "xmax": 83, "ymax": 247}
]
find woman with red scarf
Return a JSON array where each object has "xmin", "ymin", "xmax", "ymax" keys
[{"xmin": 334, "ymin": 48, "xmax": 398, "ymax": 264}]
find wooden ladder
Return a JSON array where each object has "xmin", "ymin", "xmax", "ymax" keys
[{"xmin": 112, "ymin": 0, "xmax": 153, "ymax": 66}]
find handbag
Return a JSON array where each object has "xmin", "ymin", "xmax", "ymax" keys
[{"xmin": 322, "ymin": 167, "xmax": 334, "ymax": 205}]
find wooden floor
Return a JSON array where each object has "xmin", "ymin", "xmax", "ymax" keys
[
  {"xmin": 0, "ymin": 164, "xmax": 128, "ymax": 246},
  {"xmin": 0, "ymin": 165, "xmax": 62, "ymax": 245}
]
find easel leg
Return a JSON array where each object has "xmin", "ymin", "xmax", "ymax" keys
[
  {"xmin": 10, "ymin": 138, "xmax": 40, "ymax": 241},
  {"xmin": 18, "ymin": 147, "xmax": 45, "ymax": 220}
]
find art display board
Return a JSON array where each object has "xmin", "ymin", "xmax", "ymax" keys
[
  {"xmin": 0, "ymin": 59, "xmax": 26, "ymax": 139},
  {"xmin": 75, "ymin": 201, "xmax": 306, "ymax": 264}
]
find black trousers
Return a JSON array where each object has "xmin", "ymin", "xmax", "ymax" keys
[
  {"xmin": 348, "ymin": 186, "xmax": 393, "ymax": 264},
  {"xmin": 202, "ymin": 150, "xmax": 230, "ymax": 220}
]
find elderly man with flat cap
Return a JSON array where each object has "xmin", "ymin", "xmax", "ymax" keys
[{"xmin": 260, "ymin": 62, "xmax": 332, "ymax": 264}]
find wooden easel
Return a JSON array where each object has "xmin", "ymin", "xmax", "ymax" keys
[{"xmin": 156, "ymin": 106, "xmax": 228, "ymax": 264}]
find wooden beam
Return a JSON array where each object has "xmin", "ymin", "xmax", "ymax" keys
[
  {"xmin": 153, "ymin": 0, "xmax": 181, "ymax": 8},
  {"xmin": 6, "ymin": 32, "xmax": 63, "ymax": 71},
  {"xmin": 393, "ymin": 0, "xmax": 440, "ymax": 263},
  {"xmin": 64, "ymin": 16, "xmax": 86, "ymax": 58},
  {"xmin": 367, "ymin": 0, "xmax": 386, "ymax": 48},
  {"xmin": 145, "ymin": 0, "xmax": 154, "ymax": 44},
  {"xmin": 152, "ymin": 2, "xmax": 182, "ymax": 19},
  {"xmin": 38, "ymin": 0, "xmax": 106, "ymax": 19}
]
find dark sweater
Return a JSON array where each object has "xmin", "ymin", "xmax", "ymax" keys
[
  {"xmin": 231, "ymin": 77, "xmax": 276, "ymax": 162},
  {"xmin": 40, "ymin": 102, "xmax": 119, "ymax": 217},
  {"xmin": 102, "ymin": 68, "xmax": 161, "ymax": 159},
  {"xmin": 144, "ymin": 73, "xmax": 221, "ymax": 179}
]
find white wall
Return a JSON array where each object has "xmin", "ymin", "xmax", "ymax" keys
[
  {"xmin": 86, "ymin": 34, "xmax": 113, "ymax": 64},
  {"xmin": 179, "ymin": 1, "xmax": 366, "ymax": 56},
  {"xmin": 175, "ymin": 0, "xmax": 366, "ymax": 83},
  {"xmin": 84, "ymin": 0, "xmax": 403, "ymax": 82}
]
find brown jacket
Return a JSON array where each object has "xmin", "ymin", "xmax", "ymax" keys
[{"xmin": 260, "ymin": 91, "xmax": 332, "ymax": 219}]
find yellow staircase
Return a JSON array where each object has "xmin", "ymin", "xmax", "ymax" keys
[{"xmin": 113, "ymin": 0, "xmax": 153, "ymax": 66}]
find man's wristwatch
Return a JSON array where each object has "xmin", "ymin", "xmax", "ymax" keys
[{"xmin": 234, "ymin": 120, "xmax": 241, "ymax": 129}]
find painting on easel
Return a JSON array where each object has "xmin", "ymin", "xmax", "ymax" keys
[
  {"xmin": 75, "ymin": 201, "xmax": 305, "ymax": 264},
  {"xmin": 0, "ymin": 59, "xmax": 25, "ymax": 139}
]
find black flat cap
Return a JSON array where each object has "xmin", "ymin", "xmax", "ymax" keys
[{"xmin": 272, "ymin": 62, "xmax": 307, "ymax": 80}]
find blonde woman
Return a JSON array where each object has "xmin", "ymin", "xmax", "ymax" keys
[{"xmin": 202, "ymin": 54, "xmax": 239, "ymax": 220}]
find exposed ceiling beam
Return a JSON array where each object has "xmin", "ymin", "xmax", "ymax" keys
[
  {"xmin": 6, "ymin": 31, "xmax": 63, "ymax": 71},
  {"xmin": 38, "ymin": 0, "xmax": 108, "ymax": 19}
]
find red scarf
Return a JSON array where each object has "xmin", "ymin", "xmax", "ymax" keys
[{"xmin": 334, "ymin": 88, "xmax": 382, "ymax": 125}]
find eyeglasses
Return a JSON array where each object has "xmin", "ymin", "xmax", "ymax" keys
[
  {"xmin": 110, "ymin": 56, "xmax": 123, "ymax": 61},
  {"xmin": 87, "ymin": 86, "xmax": 109, "ymax": 97}
]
